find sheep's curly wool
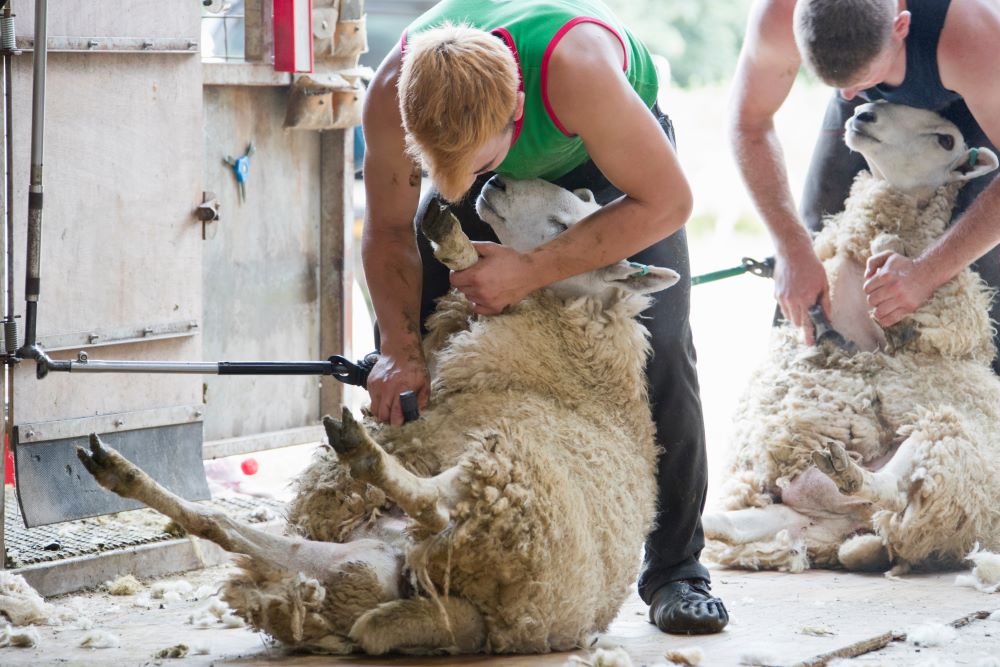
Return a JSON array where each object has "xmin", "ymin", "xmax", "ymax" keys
[
  {"xmin": 712, "ymin": 171, "xmax": 1000, "ymax": 572},
  {"xmin": 231, "ymin": 285, "xmax": 660, "ymax": 653}
]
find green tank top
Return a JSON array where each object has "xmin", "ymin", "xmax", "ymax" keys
[{"xmin": 403, "ymin": 0, "xmax": 659, "ymax": 181}]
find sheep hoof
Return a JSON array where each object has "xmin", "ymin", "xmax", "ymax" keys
[
  {"xmin": 420, "ymin": 202, "xmax": 460, "ymax": 245},
  {"xmin": 324, "ymin": 408, "xmax": 367, "ymax": 456},
  {"xmin": 76, "ymin": 434, "xmax": 143, "ymax": 498},
  {"xmin": 322, "ymin": 414, "xmax": 344, "ymax": 450},
  {"xmin": 811, "ymin": 442, "xmax": 863, "ymax": 494}
]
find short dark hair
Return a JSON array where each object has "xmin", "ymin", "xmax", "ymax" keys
[{"xmin": 793, "ymin": 0, "xmax": 896, "ymax": 86}]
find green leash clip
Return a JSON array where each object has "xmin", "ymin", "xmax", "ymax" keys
[{"xmin": 628, "ymin": 261, "xmax": 651, "ymax": 278}]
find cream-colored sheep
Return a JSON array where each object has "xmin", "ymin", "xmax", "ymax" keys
[
  {"xmin": 705, "ymin": 102, "xmax": 1000, "ymax": 575},
  {"xmin": 78, "ymin": 178, "xmax": 680, "ymax": 654}
]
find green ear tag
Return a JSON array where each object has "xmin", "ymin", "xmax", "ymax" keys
[
  {"xmin": 969, "ymin": 148, "xmax": 979, "ymax": 167},
  {"xmin": 628, "ymin": 261, "xmax": 651, "ymax": 278}
]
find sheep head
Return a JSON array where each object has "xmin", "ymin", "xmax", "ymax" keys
[
  {"xmin": 844, "ymin": 101, "xmax": 998, "ymax": 198},
  {"xmin": 475, "ymin": 176, "xmax": 679, "ymax": 301}
]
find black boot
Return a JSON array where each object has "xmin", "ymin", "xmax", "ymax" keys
[{"xmin": 648, "ymin": 579, "xmax": 729, "ymax": 635}]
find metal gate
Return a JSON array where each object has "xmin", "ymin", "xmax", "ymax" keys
[
  {"xmin": 9, "ymin": 0, "xmax": 207, "ymax": 527},
  {"xmin": 1, "ymin": 0, "xmax": 361, "ymax": 589}
]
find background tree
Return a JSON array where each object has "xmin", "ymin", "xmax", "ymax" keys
[{"xmin": 604, "ymin": 0, "xmax": 753, "ymax": 88}]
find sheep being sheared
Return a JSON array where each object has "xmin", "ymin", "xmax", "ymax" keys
[
  {"xmin": 79, "ymin": 177, "xmax": 679, "ymax": 654},
  {"xmin": 704, "ymin": 101, "xmax": 1000, "ymax": 575}
]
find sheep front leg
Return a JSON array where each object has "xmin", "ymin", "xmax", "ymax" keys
[
  {"xmin": 812, "ymin": 441, "xmax": 908, "ymax": 512},
  {"xmin": 420, "ymin": 202, "xmax": 479, "ymax": 271},
  {"xmin": 325, "ymin": 408, "xmax": 461, "ymax": 534}
]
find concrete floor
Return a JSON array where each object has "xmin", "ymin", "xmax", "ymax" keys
[{"xmin": 2, "ymin": 559, "xmax": 998, "ymax": 666}]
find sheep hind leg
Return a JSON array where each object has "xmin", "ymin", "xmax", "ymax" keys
[
  {"xmin": 77, "ymin": 435, "xmax": 404, "ymax": 589},
  {"xmin": 812, "ymin": 440, "xmax": 909, "ymax": 512},
  {"xmin": 325, "ymin": 408, "xmax": 460, "ymax": 534},
  {"xmin": 350, "ymin": 597, "xmax": 486, "ymax": 655}
]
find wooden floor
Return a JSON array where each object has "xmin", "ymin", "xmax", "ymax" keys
[{"xmin": 3, "ymin": 560, "xmax": 998, "ymax": 666}]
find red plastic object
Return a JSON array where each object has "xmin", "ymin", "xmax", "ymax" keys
[
  {"xmin": 240, "ymin": 457, "xmax": 259, "ymax": 476},
  {"xmin": 273, "ymin": 0, "xmax": 314, "ymax": 73},
  {"xmin": 4, "ymin": 432, "xmax": 13, "ymax": 485}
]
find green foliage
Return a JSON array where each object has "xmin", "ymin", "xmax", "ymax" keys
[{"xmin": 604, "ymin": 0, "xmax": 753, "ymax": 88}]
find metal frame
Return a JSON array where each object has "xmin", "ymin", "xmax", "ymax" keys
[
  {"xmin": 0, "ymin": 0, "xmax": 361, "ymax": 570},
  {"xmin": 12, "ymin": 0, "xmax": 366, "ymax": 384}
]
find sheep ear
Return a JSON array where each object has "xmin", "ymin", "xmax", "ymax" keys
[
  {"xmin": 950, "ymin": 147, "xmax": 999, "ymax": 182},
  {"xmin": 603, "ymin": 260, "xmax": 680, "ymax": 294},
  {"xmin": 572, "ymin": 188, "xmax": 596, "ymax": 204}
]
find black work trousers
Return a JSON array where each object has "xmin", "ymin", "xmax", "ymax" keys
[
  {"xmin": 407, "ymin": 109, "xmax": 711, "ymax": 602},
  {"xmin": 800, "ymin": 93, "xmax": 1000, "ymax": 374}
]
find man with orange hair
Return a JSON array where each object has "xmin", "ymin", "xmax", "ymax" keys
[{"xmin": 360, "ymin": 0, "xmax": 728, "ymax": 634}]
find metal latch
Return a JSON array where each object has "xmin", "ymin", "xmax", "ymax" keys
[{"xmin": 196, "ymin": 191, "xmax": 220, "ymax": 240}]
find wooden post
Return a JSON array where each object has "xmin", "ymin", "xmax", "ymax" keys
[
  {"xmin": 244, "ymin": 0, "xmax": 274, "ymax": 64},
  {"xmin": 319, "ymin": 128, "xmax": 354, "ymax": 418}
]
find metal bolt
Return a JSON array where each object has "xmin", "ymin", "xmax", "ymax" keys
[
  {"xmin": 25, "ymin": 430, "xmax": 34, "ymax": 439},
  {"xmin": 188, "ymin": 321, "xmax": 199, "ymax": 330},
  {"xmin": 87, "ymin": 39, "xmax": 99, "ymax": 49},
  {"xmin": 113, "ymin": 419, "xmax": 125, "ymax": 428},
  {"xmin": 142, "ymin": 40, "xmax": 153, "ymax": 49},
  {"xmin": 187, "ymin": 40, "xmax": 198, "ymax": 50},
  {"xmin": 87, "ymin": 333, "xmax": 100, "ymax": 343},
  {"xmin": 142, "ymin": 327, "xmax": 154, "ymax": 336},
  {"xmin": 193, "ymin": 409, "xmax": 203, "ymax": 418},
  {"xmin": 77, "ymin": 351, "xmax": 89, "ymax": 363}
]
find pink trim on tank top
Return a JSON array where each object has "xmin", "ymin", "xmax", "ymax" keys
[
  {"xmin": 541, "ymin": 17, "xmax": 628, "ymax": 137},
  {"xmin": 492, "ymin": 27, "xmax": 524, "ymax": 146}
]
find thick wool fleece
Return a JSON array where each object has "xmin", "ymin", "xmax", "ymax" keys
[
  {"xmin": 715, "ymin": 171, "xmax": 1000, "ymax": 572},
  {"xmin": 270, "ymin": 287, "xmax": 659, "ymax": 652}
]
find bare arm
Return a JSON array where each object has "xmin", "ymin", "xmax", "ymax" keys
[
  {"xmin": 451, "ymin": 23, "xmax": 692, "ymax": 312},
  {"xmin": 729, "ymin": 0, "xmax": 830, "ymax": 341},
  {"xmin": 865, "ymin": 0, "xmax": 1000, "ymax": 324},
  {"xmin": 360, "ymin": 49, "xmax": 427, "ymax": 424}
]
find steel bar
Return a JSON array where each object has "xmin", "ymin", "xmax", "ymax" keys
[
  {"xmin": 16, "ymin": 36, "xmax": 198, "ymax": 55},
  {"xmin": 37, "ymin": 319, "xmax": 200, "ymax": 352},
  {"xmin": 20, "ymin": 0, "xmax": 46, "ymax": 354},
  {"xmin": 2, "ymin": 8, "xmax": 12, "ymax": 323},
  {"xmin": 31, "ymin": 349, "xmax": 348, "ymax": 378}
]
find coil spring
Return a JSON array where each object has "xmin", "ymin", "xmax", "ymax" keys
[
  {"xmin": 0, "ymin": 16, "xmax": 14, "ymax": 52},
  {"xmin": 4, "ymin": 319, "xmax": 17, "ymax": 354}
]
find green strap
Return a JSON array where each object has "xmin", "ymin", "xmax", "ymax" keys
[
  {"xmin": 969, "ymin": 147, "xmax": 980, "ymax": 167},
  {"xmin": 690, "ymin": 256, "xmax": 775, "ymax": 286},
  {"xmin": 690, "ymin": 265, "xmax": 748, "ymax": 285}
]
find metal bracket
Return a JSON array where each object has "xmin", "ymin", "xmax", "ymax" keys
[
  {"xmin": 35, "ymin": 319, "xmax": 200, "ymax": 352},
  {"xmin": 15, "ymin": 404, "xmax": 204, "ymax": 444},
  {"xmin": 196, "ymin": 191, "xmax": 220, "ymax": 240},
  {"xmin": 16, "ymin": 36, "xmax": 199, "ymax": 54}
]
